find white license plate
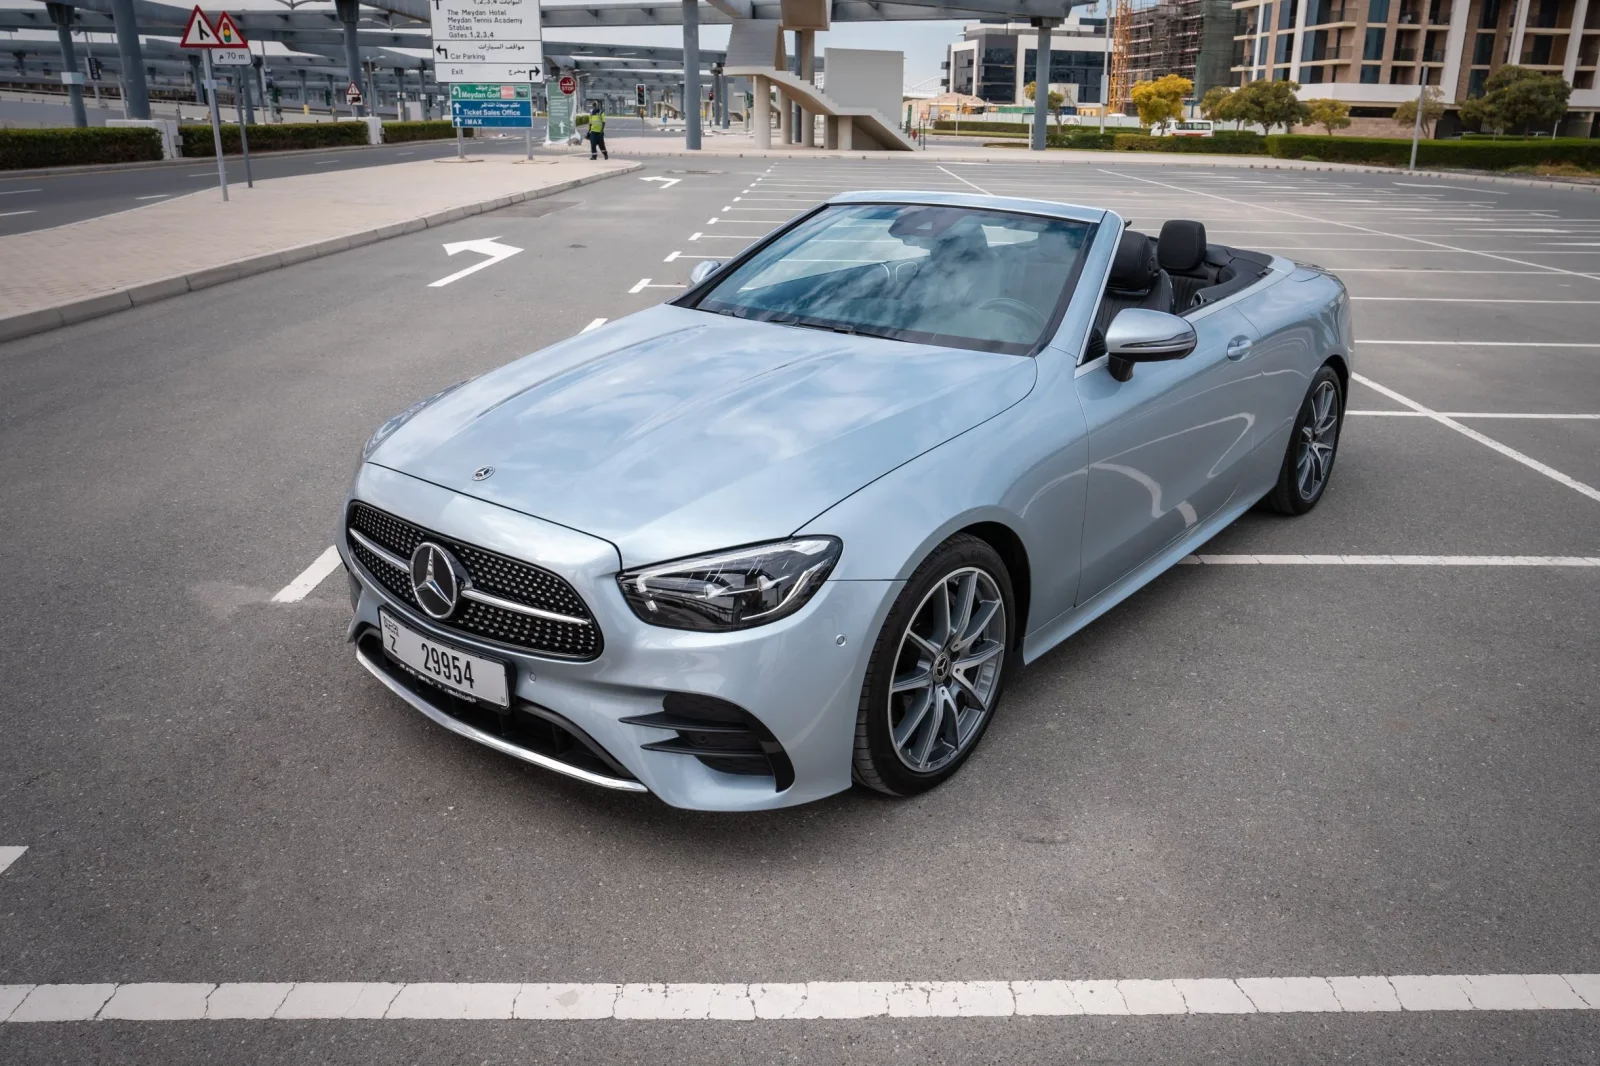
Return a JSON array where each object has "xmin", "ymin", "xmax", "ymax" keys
[{"xmin": 379, "ymin": 610, "xmax": 510, "ymax": 708}]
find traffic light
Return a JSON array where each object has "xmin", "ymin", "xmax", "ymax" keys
[{"xmin": 636, "ymin": 84, "xmax": 645, "ymax": 108}]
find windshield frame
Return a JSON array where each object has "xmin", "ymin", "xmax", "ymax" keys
[{"xmin": 674, "ymin": 200, "xmax": 1101, "ymax": 359}]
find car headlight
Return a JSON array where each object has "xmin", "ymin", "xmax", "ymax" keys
[
  {"xmin": 618, "ymin": 537, "xmax": 842, "ymax": 632},
  {"xmin": 361, "ymin": 381, "xmax": 468, "ymax": 460}
]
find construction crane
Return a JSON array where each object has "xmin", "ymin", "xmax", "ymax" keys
[{"xmin": 1109, "ymin": 0, "xmax": 1133, "ymax": 114}]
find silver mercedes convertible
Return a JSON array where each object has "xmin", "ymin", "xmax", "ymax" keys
[{"xmin": 340, "ymin": 191, "xmax": 1352, "ymax": 811}]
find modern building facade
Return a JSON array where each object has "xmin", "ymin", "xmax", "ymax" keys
[
  {"xmin": 944, "ymin": 13, "xmax": 1111, "ymax": 106},
  {"xmin": 1230, "ymin": 0, "xmax": 1600, "ymax": 132}
]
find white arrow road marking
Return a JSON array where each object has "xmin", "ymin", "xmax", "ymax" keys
[
  {"xmin": 0, "ymin": 846, "xmax": 26, "ymax": 876},
  {"xmin": 428, "ymin": 237, "xmax": 524, "ymax": 288},
  {"xmin": 639, "ymin": 176, "xmax": 681, "ymax": 189},
  {"xmin": 272, "ymin": 546, "xmax": 344, "ymax": 603}
]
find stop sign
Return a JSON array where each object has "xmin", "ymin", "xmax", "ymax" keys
[{"xmin": 559, "ymin": 75, "xmax": 576, "ymax": 96}]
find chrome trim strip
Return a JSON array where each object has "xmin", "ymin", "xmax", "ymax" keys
[
  {"xmin": 356, "ymin": 645, "xmax": 649, "ymax": 793},
  {"xmin": 349, "ymin": 528, "xmax": 408, "ymax": 571},
  {"xmin": 350, "ymin": 526, "xmax": 592, "ymax": 626},
  {"xmin": 460, "ymin": 587, "xmax": 592, "ymax": 627}
]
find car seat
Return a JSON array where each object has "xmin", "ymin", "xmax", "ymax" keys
[{"xmin": 1094, "ymin": 230, "xmax": 1174, "ymax": 335}]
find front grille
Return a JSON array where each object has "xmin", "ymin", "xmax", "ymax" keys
[
  {"xmin": 347, "ymin": 501, "xmax": 602, "ymax": 660},
  {"xmin": 622, "ymin": 693, "xmax": 795, "ymax": 791}
]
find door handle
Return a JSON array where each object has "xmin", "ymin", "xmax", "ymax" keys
[{"xmin": 1226, "ymin": 336, "xmax": 1253, "ymax": 360}]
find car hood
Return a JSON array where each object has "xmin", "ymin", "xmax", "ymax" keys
[{"xmin": 371, "ymin": 305, "xmax": 1036, "ymax": 567}]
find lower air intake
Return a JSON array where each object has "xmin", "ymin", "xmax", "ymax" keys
[{"xmin": 622, "ymin": 693, "xmax": 795, "ymax": 791}]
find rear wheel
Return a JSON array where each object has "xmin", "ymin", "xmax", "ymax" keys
[
  {"xmin": 852, "ymin": 535, "xmax": 1014, "ymax": 797},
  {"xmin": 1262, "ymin": 364, "xmax": 1343, "ymax": 516}
]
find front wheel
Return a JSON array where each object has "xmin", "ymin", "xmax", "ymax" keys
[
  {"xmin": 852, "ymin": 534, "xmax": 1014, "ymax": 797},
  {"xmin": 1262, "ymin": 364, "xmax": 1344, "ymax": 515}
]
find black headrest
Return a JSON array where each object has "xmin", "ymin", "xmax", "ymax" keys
[
  {"xmin": 1109, "ymin": 230, "xmax": 1160, "ymax": 292},
  {"xmin": 1158, "ymin": 220, "xmax": 1208, "ymax": 273}
]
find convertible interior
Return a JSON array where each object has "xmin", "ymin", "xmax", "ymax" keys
[{"xmin": 1093, "ymin": 219, "xmax": 1276, "ymax": 336}]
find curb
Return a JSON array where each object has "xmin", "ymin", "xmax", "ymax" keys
[
  {"xmin": 0, "ymin": 137, "xmax": 475, "ymax": 179},
  {"xmin": 0, "ymin": 162, "xmax": 641, "ymax": 345}
]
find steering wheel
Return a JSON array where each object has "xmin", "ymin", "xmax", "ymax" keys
[{"xmin": 976, "ymin": 298, "xmax": 1047, "ymax": 334}]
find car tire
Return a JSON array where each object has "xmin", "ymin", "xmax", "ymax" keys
[
  {"xmin": 1262, "ymin": 363, "xmax": 1344, "ymax": 516},
  {"xmin": 851, "ymin": 534, "xmax": 1015, "ymax": 797}
]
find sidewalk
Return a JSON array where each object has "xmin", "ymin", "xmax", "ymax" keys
[{"xmin": 0, "ymin": 154, "xmax": 639, "ymax": 343}]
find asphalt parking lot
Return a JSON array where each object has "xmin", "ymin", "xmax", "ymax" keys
[{"xmin": 1, "ymin": 156, "xmax": 1597, "ymax": 1063}]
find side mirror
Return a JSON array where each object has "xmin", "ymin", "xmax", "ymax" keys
[
  {"xmin": 688, "ymin": 260, "xmax": 723, "ymax": 285},
  {"xmin": 1104, "ymin": 308, "xmax": 1197, "ymax": 382}
]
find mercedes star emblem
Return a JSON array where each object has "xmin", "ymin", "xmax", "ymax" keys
[
  {"xmin": 472, "ymin": 466, "xmax": 495, "ymax": 481},
  {"xmin": 409, "ymin": 541, "xmax": 465, "ymax": 619}
]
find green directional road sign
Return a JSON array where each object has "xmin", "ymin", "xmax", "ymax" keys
[{"xmin": 450, "ymin": 83, "xmax": 532, "ymax": 101}]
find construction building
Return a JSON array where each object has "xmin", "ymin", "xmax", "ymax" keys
[
  {"xmin": 1230, "ymin": 0, "xmax": 1600, "ymax": 136},
  {"xmin": 1124, "ymin": 0, "xmax": 1241, "ymax": 94}
]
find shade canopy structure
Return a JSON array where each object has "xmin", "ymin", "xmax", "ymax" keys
[{"xmin": 7, "ymin": 0, "xmax": 1090, "ymax": 137}]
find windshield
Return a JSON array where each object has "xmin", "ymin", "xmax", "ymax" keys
[{"xmin": 683, "ymin": 203, "xmax": 1096, "ymax": 356}]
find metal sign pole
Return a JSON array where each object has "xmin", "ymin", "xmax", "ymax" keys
[
  {"xmin": 1408, "ymin": 73, "xmax": 1425, "ymax": 171},
  {"xmin": 235, "ymin": 70, "xmax": 254, "ymax": 187},
  {"xmin": 525, "ymin": 125, "xmax": 532, "ymax": 159},
  {"xmin": 456, "ymin": 126, "xmax": 464, "ymax": 159},
  {"xmin": 203, "ymin": 49, "xmax": 228, "ymax": 202}
]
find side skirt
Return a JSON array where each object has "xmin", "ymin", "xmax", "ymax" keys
[{"xmin": 1021, "ymin": 487, "xmax": 1267, "ymax": 665}]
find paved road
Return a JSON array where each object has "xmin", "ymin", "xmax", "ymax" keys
[
  {"xmin": 1, "ymin": 160, "xmax": 1598, "ymax": 1063},
  {"xmin": 0, "ymin": 115, "xmax": 660, "ymax": 235}
]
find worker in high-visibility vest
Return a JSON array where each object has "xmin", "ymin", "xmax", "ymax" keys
[{"xmin": 587, "ymin": 102, "xmax": 608, "ymax": 161}]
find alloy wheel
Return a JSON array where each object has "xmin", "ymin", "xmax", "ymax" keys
[
  {"xmin": 1296, "ymin": 380, "xmax": 1340, "ymax": 500},
  {"xmin": 887, "ymin": 567, "xmax": 1007, "ymax": 774}
]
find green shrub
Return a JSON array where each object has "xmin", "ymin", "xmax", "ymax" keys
[
  {"xmin": 0, "ymin": 127, "xmax": 163, "ymax": 169},
  {"xmin": 1265, "ymin": 134, "xmax": 1600, "ymax": 169},
  {"xmin": 1112, "ymin": 133, "xmax": 1268, "ymax": 154},
  {"xmin": 383, "ymin": 120, "xmax": 465, "ymax": 143},
  {"xmin": 1045, "ymin": 130, "xmax": 1118, "ymax": 150},
  {"xmin": 179, "ymin": 121, "xmax": 370, "ymax": 157},
  {"xmin": 934, "ymin": 119, "xmax": 1031, "ymax": 134}
]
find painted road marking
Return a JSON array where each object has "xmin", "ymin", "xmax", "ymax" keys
[
  {"xmin": 1101, "ymin": 170, "xmax": 1600, "ymax": 284},
  {"xmin": 0, "ymin": 188, "xmax": 41, "ymax": 195},
  {"xmin": 1349, "ymin": 410, "xmax": 1600, "ymax": 418},
  {"xmin": 1, "ymin": 975, "xmax": 1595, "ymax": 1021},
  {"xmin": 271, "ymin": 546, "xmax": 342, "ymax": 603},
  {"xmin": 1363, "ymin": 340, "xmax": 1600, "ymax": 347},
  {"xmin": 1178, "ymin": 555, "xmax": 1599, "ymax": 566},
  {"xmin": 1351, "ymin": 298, "xmax": 1600, "ymax": 304},
  {"xmin": 1355, "ymin": 372, "xmax": 1600, "ymax": 504},
  {"xmin": 630, "ymin": 279, "xmax": 686, "ymax": 293},
  {"xmin": 428, "ymin": 237, "xmax": 523, "ymax": 288},
  {"xmin": 1392, "ymin": 182, "xmax": 1508, "ymax": 194},
  {"xmin": 0, "ymin": 846, "xmax": 25, "ymax": 875},
  {"xmin": 0, "ymin": 210, "xmax": 37, "ymax": 218},
  {"xmin": 134, "ymin": 194, "xmax": 172, "ymax": 201},
  {"xmin": 580, "ymin": 318, "xmax": 607, "ymax": 332}
]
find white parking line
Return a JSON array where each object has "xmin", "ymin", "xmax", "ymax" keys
[
  {"xmin": 134, "ymin": 194, "xmax": 172, "ymax": 201},
  {"xmin": 0, "ymin": 209, "xmax": 36, "ymax": 218},
  {"xmin": 0, "ymin": 846, "xmax": 25, "ymax": 876},
  {"xmin": 1349, "ymin": 411, "xmax": 1600, "ymax": 418},
  {"xmin": 1354, "ymin": 373, "xmax": 1600, "ymax": 505},
  {"xmin": 0, "ymin": 188, "xmax": 41, "ymax": 195},
  {"xmin": 1, "ymin": 974, "xmax": 1595, "ymax": 1021},
  {"xmin": 1362, "ymin": 340, "xmax": 1600, "ymax": 347},
  {"xmin": 1351, "ymin": 298, "xmax": 1600, "ymax": 304},
  {"xmin": 1101, "ymin": 170, "xmax": 1600, "ymax": 283},
  {"xmin": 580, "ymin": 318, "xmax": 607, "ymax": 332},
  {"xmin": 270, "ymin": 546, "xmax": 343, "ymax": 603},
  {"xmin": 1179, "ymin": 555, "xmax": 1599, "ymax": 566}
]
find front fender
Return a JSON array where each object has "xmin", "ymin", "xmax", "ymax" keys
[{"xmin": 797, "ymin": 348, "xmax": 1090, "ymax": 645}]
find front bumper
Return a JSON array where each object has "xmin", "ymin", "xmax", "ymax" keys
[{"xmin": 342, "ymin": 463, "xmax": 899, "ymax": 812}]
